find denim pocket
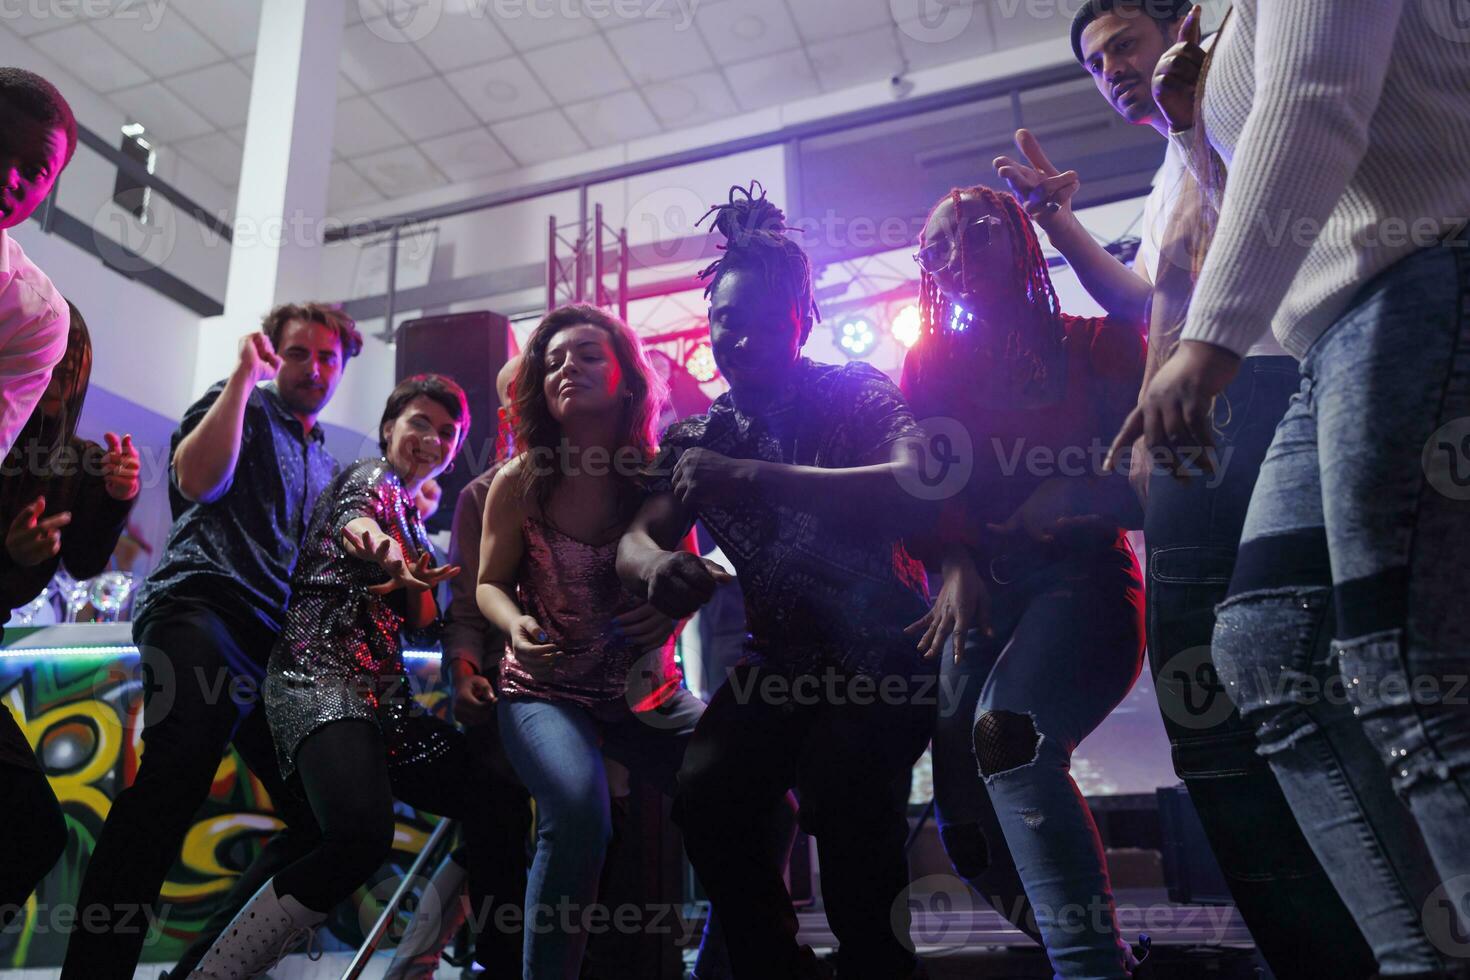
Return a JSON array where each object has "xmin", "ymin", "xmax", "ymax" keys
[{"xmin": 1148, "ymin": 545, "xmax": 1236, "ymax": 586}]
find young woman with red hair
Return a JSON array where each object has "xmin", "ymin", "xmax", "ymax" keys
[{"xmin": 904, "ymin": 185, "xmax": 1147, "ymax": 978}]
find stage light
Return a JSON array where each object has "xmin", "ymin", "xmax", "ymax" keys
[
  {"xmin": 685, "ymin": 340, "xmax": 719, "ymax": 382},
  {"xmin": 835, "ymin": 316, "xmax": 877, "ymax": 359},
  {"xmin": 890, "ymin": 304, "xmax": 922, "ymax": 349}
]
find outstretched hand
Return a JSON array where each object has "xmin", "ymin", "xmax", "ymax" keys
[{"xmin": 344, "ymin": 527, "xmax": 460, "ymax": 594}]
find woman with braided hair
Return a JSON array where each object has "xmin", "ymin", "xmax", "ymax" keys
[
  {"xmin": 902, "ymin": 185, "xmax": 1148, "ymax": 978},
  {"xmin": 619, "ymin": 184, "xmax": 937, "ymax": 980}
]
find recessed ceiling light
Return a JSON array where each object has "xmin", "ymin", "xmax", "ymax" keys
[
  {"xmin": 733, "ymin": 15, "xmax": 766, "ymax": 40},
  {"xmin": 485, "ymin": 80, "xmax": 518, "ymax": 103}
]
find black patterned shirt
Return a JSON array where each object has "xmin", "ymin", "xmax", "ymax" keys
[
  {"xmin": 646, "ymin": 358, "xmax": 931, "ymax": 677},
  {"xmin": 133, "ymin": 380, "xmax": 339, "ymax": 638}
]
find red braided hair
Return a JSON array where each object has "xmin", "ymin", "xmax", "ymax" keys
[{"xmin": 914, "ymin": 186, "xmax": 1065, "ymax": 392}]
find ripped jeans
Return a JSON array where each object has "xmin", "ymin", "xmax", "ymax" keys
[
  {"xmin": 1212, "ymin": 233, "xmax": 1470, "ymax": 975},
  {"xmin": 934, "ymin": 541, "xmax": 1145, "ymax": 980}
]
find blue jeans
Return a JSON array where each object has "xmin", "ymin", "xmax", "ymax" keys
[
  {"xmin": 935, "ymin": 543, "xmax": 1145, "ymax": 980},
  {"xmin": 1143, "ymin": 357, "xmax": 1376, "ymax": 978},
  {"xmin": 498, "ymin": 689, "xmax": 732, "ymax": 980},
  {"xmin": 1213, "ymin": 233, "xmax": 1470, "ymax": 974}
]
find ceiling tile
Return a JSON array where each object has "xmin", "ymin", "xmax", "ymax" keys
[
  {"xmin": 895, "ymin": 4, "xmax": 995, "ymax": 71},
  {"xmin": 491, "ymin": 110, "xmax": 587, "ymax": 167},
  {"xmin": 110, "ymin": 81, "xmax": 215, "ymax": 143},
  {"xmin": 492, "ymin": 2, "xmax": 597, "ymax": 51},
  {"xmin": 789, "ymin": 0, "xmax": 895, "ymax": 42},
  {"xmin": 172, "ymin": 130, "xmax": 244, "ymax": 186},
  {"xmin": 603, "ymin": 14, "xmax": 717, "ymax": 86},
  {"xmin": 565, "ymin": 90, "xmax": 661, "ymax": 148},
  {"xmin": 411, "ymin": 7, "xmax": 514, "ymax": 71},
  {"xmin": 444, "ymin": 57, "xmax": 555, "ymax": 124},
  {"xmin": 167, "ymin": 0, "xmax": 261, "ymax": 57},
  {"xmin": 641, "ymin": 71, "xmax": 739, "ymax": 127},
  {"xmin": 329, "ymin": 160, "xmax": 384, "ymax": 211},
  {"xmin": 92, "ymin": 8, "xmax": 224, "ymax": 76},
  {"xmin": 332, "ymin": 96, "xmax": 408, "ymax": 157},
  {"xmin": 369, "ymin": 76, "xmax": 479, "ymax": 141},
  {"xmin": 351, "ymin": 143, "xmax": 447, "ymax": 197},
  {"xmin": 420, "ymin": 127, "xmax": 518, "ymax": 183},
  {"xmin": 722, "ymin": 48, "xmax": 819, "ymax": 112},
  {"xmin": 29, "ymin": 23, "xmax": 149, "ymax": 92},
  {"xmin": 340, "ymin": 18, "xmax": 436, "ymax": 91},
  {"xmin": 164, "ymin": 61, "xmax": 252, "ymax": 129},
  {"xmin": 523, "ymin": 35, "xmax": 631, "ymax": 105},
  {"xmin": 694, "ymin": 0, "xmax": 802, "ymax": 66},
  {"xmin": 2, "ymin": 10, "xmax": 63, "ymax": 36},
  {"xmin": 807, "ymin": 25, "xmax": 902, "ymax": 92}
]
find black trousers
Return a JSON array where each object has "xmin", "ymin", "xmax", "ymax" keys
[
  {"xmin": 60, "ymin": 600, "xmax": 319, "ymax": 980},
  {"xmin": 0, "ymin": 756, "xmax": 67, "ymax": 929},
  {"xmin": 1144, "ymin": 356, "xmax": 1375, "ymax": 978},
  {"xmin": 166, "ymin": 711, "xmax": 532, "ymax": 979},
  {"xmin": 274, "ymin": 715, "xmax": 525, "ymax": 974},
  {"xmin": 675, "ymin": 662, "xmax": 935, "ymax": 980}
]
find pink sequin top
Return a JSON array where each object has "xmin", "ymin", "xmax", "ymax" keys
[{"xmin": 498, "ymin": 517, "xmax": 681, "ymax": 709}]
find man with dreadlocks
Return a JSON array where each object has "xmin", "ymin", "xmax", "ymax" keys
[
  {"xmin": 902, "ymin": 184, "xmax": 1146, "ymax": 978},
  {"xmin": 617, "ymin": 183, "xmax": 936, "ymax": 980}
]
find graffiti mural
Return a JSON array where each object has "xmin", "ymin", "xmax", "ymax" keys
[{"xmin": 0, "ymin": 628, "xmax": 450, "ymax": 970}]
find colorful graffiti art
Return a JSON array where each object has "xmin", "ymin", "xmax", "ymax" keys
[{"xmin": 1, "ymin": 625, "xmax": 451, "ymax": 970}]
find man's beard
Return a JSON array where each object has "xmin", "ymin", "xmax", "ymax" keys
[{"xmin": 280, "ymin": 382, "xmax": 328, "ymax": 415}]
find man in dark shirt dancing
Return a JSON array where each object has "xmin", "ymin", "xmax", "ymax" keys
[{"xmin": 61, "ymin": 304, "xmax": 360, "ymax": 980}]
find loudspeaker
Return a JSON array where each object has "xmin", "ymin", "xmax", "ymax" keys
[{"xmin": 394, "ymin": 311, "xmax": 511, "ymax": 534}]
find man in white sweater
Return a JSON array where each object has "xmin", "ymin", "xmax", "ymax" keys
[
  {"xmin": 1110, "ymin": 1, "xmax": 1470, "ymax": 970},
  {"xmin": 0, "ymin": 68, "xmax": 74, "ymax": 458}
]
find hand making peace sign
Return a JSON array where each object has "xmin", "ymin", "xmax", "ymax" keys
[{"xmin": 993, "ymin": 128, "xmax": 1082, "ymax": 232}]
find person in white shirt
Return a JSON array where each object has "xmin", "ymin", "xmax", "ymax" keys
[
  {"xmin": 987, "ymin": 6, "xmax": 1373, "ymax": 976},
  {"xmin": 0, "ymin": 68, "xmax": 75, "ymax": 459},
  {"xmin": 1109, "ymin": 1, "xmax": 1470, "ymax": 971}
]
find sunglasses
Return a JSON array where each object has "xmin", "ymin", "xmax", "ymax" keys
[{"xmin": 913, "ymin": 214, "xmax": 1004, "ymax": 275}]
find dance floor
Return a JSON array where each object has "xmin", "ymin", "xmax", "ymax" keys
[{"xmin": 2, "ymin": 889, "xmax": 1264, "ymax": 979}]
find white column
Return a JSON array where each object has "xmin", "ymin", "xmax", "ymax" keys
[{"xmin": 193, "ymin": 0, "xmax": 345, "ymax": 389}]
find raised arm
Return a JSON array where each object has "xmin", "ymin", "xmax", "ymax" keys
[
  {"xmin": 995, "ymin": 128, "xmax": 1151, "ymax": 326},
  {"xmin": 173, "ymin": 333, "xmax": 280, "ymax": 503}
]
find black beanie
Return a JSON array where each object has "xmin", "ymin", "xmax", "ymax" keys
[{"xmin": 1070, "ymin": 0, "xmax": 1194, "ymax": 63}]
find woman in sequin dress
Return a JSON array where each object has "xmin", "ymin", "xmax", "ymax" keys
[
  {"xmin": 477, "ymin": 304, "xmax": 788, "ymax": 980},
  {"xmin": 188, "ymin": 374, "xmax": 509, "ymax": 980}
]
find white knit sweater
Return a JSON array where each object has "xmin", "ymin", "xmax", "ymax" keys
[{"xmin": 1182, "ymin": 0, "xmax": 1470, "ymax": 358}]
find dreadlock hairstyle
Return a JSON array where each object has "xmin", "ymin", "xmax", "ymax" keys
[
  {"xmin": 912, "ymin": 185, "xmax": 1066, "ymax": 394},
  {"xmin": 696, "ymin": 181, "xmax": 820, "ymax": 327}
]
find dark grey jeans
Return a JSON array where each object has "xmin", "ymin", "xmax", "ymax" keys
[{"xmin": 1213, "ymin": 233, "xmax": 1470, "ymax": 974}]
